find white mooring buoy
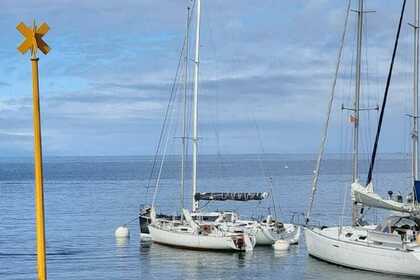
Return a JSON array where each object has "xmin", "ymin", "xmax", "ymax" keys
[
  {"xmin": 273, "ymin": 240, "xmax": 290, "ymax": 251},
  {"xmin": 115, "ymin": 225, "xmax": 130, "ymax": 238}
]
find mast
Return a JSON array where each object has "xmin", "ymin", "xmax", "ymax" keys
[
  {"xmin": 351, "ymin": 0, "xmax": 364, "ymax": 225},
  {"xmin": 180, "ymin": 7, "xmax": 190, "ymax": 214},
  {"xmin": 192, "ymin": 0, "xmax": 201, "ymax": 212},
  {"xmin": 353, "ymin": 0, "xmax": 363, "ymax": 183},
  {"xmin": 412, "ymin": 0, "xmax": 419, "ymax": 184}
]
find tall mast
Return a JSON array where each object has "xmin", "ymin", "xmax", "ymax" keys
[
  {"xmin": 351, "ymin": 0, "xmax": 364, "ymax": 226},
  {"xmin": 353, "ymin": 0, "xmax": 363, "ymax": 183},
  {"xmin": 192, "ymin": 0, "xmax": 201, "ymax": 212},
  {"xmin": 180, "ymin": 7, "xmax": 190, "ymax": 214},
  {"xmin": 412, "ymin": 0, "xmax": 419, "ymax": 184}
]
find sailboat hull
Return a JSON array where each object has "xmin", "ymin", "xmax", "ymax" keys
[
  {"xmin": 305, "ymin": 226, "xmax": 420, "ymax": 277},
  {"xmin": 149, "ymin": 224, "xmax": 255, "ymax": 251},
  {"xmin": 256, "ymin": 224, "xmax": 300, "ymax": 245}
]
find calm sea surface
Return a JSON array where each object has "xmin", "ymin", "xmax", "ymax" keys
[{"xmin": 0, "ymin": 154, "xmax": 414, "ymax": 279}]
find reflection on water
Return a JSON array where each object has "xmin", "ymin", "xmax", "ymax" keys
[
  {"xmin": 139, "ymin": 241, "xmax": 417, "ymax": 280},
  {"xmin": 115, "ymin": 237, "xmax": 129, "ymax": 248},
  {"xmin": 273, "ymin": 249, "xmax": 290, "ymax": 258},
  {"xmin": 139, "ymin": 242, "xmax": 304, "ymax": 280},
  {"xmin": 303, "ymin": 255, "xmax": 414, "ymax": 280}
]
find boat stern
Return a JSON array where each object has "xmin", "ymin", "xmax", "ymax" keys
[{"xmin": 230, "ymin": 233, "xmax": 256, "ymax": 251}]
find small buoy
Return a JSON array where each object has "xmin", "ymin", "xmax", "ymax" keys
[
  {"xmin": 273, "ymin": 240, "xmax": 290, "ymax": 251},
  {"xmin": 115, "ymin": 225, "xmax": 130, "ymax": 238},
  {"xmin": 284, "ymin": 165, "xmax": 289, "ymax": 169}
]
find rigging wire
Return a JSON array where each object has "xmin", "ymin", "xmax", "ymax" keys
[
  {"xmin": 145, "ymin": 1, "xmax": 196, "ymax": 205},
  {"xmin": 366, "ymin": 0, "xmax": 407, "ymax": 186},
  {"xmin": 305, "ymin": 0, "xmax": 352, "ymax": 224},
  {"xmin": 363, "ymin": 10, "xmax": 372, "ymax": 169},
  {"xmin": 251, "ymin": 115, "xmax": 282, "ymax": 219},
  {"xmin": 205, "ymin": 0, "xmax": 229, "ymax": 180},
  {"xmin": 338, "ymin": 2, "xmax": 357, "ymax": 226},
  {"xmin": 360, "ymin": 0, "xmax": 407, "ymax": 223},
  {"xmin": 359, "ymin": 0, "xmax": 407, "ymax": 222},
  {"xmin": 179, "ymin": 5, "xmax": 191, "ymax": 214},
  {"xmin": 338, "ymin": 1, "xmax": 357, "ymax": 225},
  {"xmin": 152, "ymin": 70, "xmax": 185, "ymax": 209}
]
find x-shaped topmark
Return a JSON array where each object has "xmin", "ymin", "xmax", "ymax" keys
[{"xmin": 17, "ymin": 22, "xmax": 50, "ymax": 56}]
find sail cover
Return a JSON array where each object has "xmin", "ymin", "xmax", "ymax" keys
[
  {"xmin": 351, "ymin": 182, "xmax": 414, "ymax": 213},
  {"xmin": 194, "ymin": 192, "xmax": 269, "ymax": 202}
]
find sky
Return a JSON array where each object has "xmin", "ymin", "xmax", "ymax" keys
[{"xmin": 0, "ymin": 0, "xmax": 417, "ymax": 156}]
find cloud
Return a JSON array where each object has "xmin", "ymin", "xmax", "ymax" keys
[{"xmin": 0, "ymin": 0, "xmax": 415, "ymax": 156}]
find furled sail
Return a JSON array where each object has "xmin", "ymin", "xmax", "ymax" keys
[
  {"xmin": 351, "ymin": 182, "xmax": 414, "ymax": 213},
  {"xmin": 194, "ymin": 192, "xmax": 269, "ymax": 202}
]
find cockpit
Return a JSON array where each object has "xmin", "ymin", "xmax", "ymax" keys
[{"xmin": 375, "ymin": 216, "xmax": 420, "ymax": 242}]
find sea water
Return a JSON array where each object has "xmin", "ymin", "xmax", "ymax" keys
[{"xmin": 0, "ymin": 154, "xmax": 411, "ymax": 279}]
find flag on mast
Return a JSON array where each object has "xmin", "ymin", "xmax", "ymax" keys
[{"xmin": 349, "ymin": 114, "xmax": 358, "ymax": 124}]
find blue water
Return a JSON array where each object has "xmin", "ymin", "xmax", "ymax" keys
[{"xmin": 0, "ymin": 154, "xmax": 413, "ymax": 279}]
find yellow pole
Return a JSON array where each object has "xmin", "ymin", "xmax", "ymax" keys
[
  {"xmin": 31, "ymin": 55, "xmax": 47, "ymax": 280},
  {"xmin": 17, "ymin": 20, "xmax": 50, "ymax": 280}
]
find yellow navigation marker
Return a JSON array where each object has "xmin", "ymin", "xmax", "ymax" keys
[
  {"xmin": 17, "ymin": 20, "xmax": 50, "ymax": 280},
  {"xmin": 17, "ymin": 21, "xmax": 50, "ymax": 56}
]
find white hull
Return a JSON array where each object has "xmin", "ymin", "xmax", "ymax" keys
[
  {"xmin": 305, "ymin": 226, "xmax": 420, "ymax": 277},
  {"xmin": 149, "ymin": 224, "xmax": 255, "ymax": 251},
  {"xmin": 256, "ymin": 224, "xmax": 300, "ymax": 245},
  {"xmin": 195, "ymin": 211, "xmax": 301, "ymax": 246}
]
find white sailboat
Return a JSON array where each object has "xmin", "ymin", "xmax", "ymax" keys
[
  {"xmin": 230, "ymin": 217, "xmax": 301, "ymax": 246},
  {"xmin": 141, "ymin": 199, "xmax": 300, "ymax": 246},
  {"xmin": 304, "ymin": 0, "xmax": 420, "ymax": 276},
  {"xmin": 192, "ymin": 193, "xmax": 301, "ymax": 245},
  {"xmin": 148, "ymin": 208, "xmax": 255, "ymax": 251},
  {"xmin": 143, "ymin": 0, "xmax": 256, "ymax": 251},
  {"xmin": 140, "ymin": 0, "xmax": 299, "ymax": 249}
]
